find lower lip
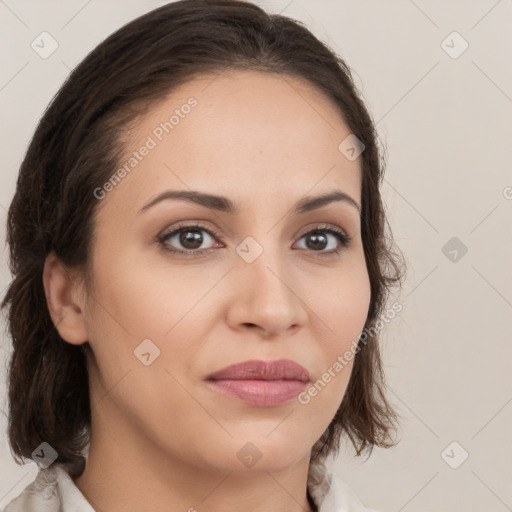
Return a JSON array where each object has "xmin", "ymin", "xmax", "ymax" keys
[{"xmin": 206, "ymin": 379, "xmax": 308, "ymax": 407}]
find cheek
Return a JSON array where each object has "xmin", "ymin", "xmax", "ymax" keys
[
  {"xmin": 331, "ymin": 282, "xmax": 371, "ymax": 343},
  {"xmin": 83, "ymin": 248, "xmax": 218, "ymax": 384},
  {"xmin": 311, "ymin": 260, "xmax": 370, "ymax": 388},
  {"xmin": 299, "ymin": 284, "xmax": 370, "ymax": 425},
  {"xmin": 88, "ymin": 244, "xmax": 200, "ymax": 337},
  {"xmin": 295, "ymin": 257, "xmax": 370, "ymax": 401},
  {"xmin": 320, "ymin": 257, "xmax": 371, "ymax": 342}
]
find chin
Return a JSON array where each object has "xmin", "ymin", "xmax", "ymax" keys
[{"xmin": 206, "ymin": 437, "xmax": 311, "ymax": 474}]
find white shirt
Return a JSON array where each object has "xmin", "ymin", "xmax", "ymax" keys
[{"xmin": 1, "ymin": 459, "xmax": 378, "ymax": 512}]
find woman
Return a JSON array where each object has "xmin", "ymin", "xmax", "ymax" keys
[{"xmin": 1, "ymin": 1, "xmax": 404, "ymax": 510}]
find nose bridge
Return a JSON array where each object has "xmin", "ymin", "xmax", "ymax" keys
[
  {"xmin": 247, "ymin": 250, "xmax": 289, "ymax": 302},
  {"xmin": 237, "ymin": 229, "xmax": 288, "ymax": 295},
  {"xmin": 229, "ymin": 230, "xmax": 307, "ymax": 336}
]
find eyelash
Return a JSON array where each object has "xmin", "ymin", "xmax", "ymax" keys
[{"xmin": 158, "ymin": 222, "xmax": 352, "ymax": 258}]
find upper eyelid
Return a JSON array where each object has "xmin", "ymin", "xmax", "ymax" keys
[
  {"xmin": 160, "ymin": 222, "xmax": 221, "ymax": 239},
  {"xmin": 160, "ymin": 222, "xmax": 350, "ymax": 247},
  {"xmin": 160, "ymin": 221, "xmax": 349, "ymax": 237}
]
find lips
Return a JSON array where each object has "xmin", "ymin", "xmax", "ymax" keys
[
  {"xmin": 206, "ymin": 359, "xmax": 310, "ymax": 382},
  {"xmin": 205, "ymin": 359, "xmax": 310, "ymax": 407}
]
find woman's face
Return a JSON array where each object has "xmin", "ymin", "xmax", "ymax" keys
[{"xmin": 79, "ymin": 70, "xmax": 371, "ymax": 473}]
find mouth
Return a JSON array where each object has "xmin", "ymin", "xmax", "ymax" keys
[{"xmin": 205, "ymin": 359, "xmax": 310, "ymax": 407}]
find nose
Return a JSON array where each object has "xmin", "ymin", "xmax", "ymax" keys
[{"xmin": 225, "ymin": 243, "xmax": 308, "ymax": 340}]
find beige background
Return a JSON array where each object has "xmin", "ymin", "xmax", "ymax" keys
[{"xmin": 1, "ymin": 1, "xmax": 511, "ymax": 511}]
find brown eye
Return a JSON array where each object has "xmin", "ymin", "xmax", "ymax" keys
[
  {"xmin": 176, "ymin": 228, "xmax": 205, "ymax": 250},
  {"xmin": 294, "ymin": 226, "xmax": 351, "ymax": 255},
  {"xmin": 159, "ymin": 224, "xmax": 220, "ymax": 255},
  {"xmin": 304, "ymin": 231, "xmax": 329, "ymax": 251}
]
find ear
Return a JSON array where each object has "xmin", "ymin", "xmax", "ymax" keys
[{"xmin": 42, "ymin": 252, "xmax": 89, "ymax": 345}]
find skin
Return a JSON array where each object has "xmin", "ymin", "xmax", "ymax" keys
[{"xmin": 43, "ymin": 70, "xmax": 371, "ymax": 512}]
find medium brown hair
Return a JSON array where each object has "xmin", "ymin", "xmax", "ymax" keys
[{"xmin": 1, "ymin": 0, "xmax": 405, "ymax": 477}]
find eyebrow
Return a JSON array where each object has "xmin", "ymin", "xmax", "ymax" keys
[{"xmin": 137, "ymin": 189, "xmax": 361, "ymax": 216}]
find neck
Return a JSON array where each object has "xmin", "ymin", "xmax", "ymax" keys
[{"xmin": 73, "ymin": 403, "xmax": 316, "ymax": 512}]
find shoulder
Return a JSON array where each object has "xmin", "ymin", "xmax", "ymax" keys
[
  {"xmin": 308, "ymin": 460, "xmax": 381, "ymax": 512},
  {"xmin": 1, "ymin": 464, "xmax": 61, "ymax": 512},
  {"xmin": 1, "ymin": 463, "xmax": 93, "ymax": 512}
]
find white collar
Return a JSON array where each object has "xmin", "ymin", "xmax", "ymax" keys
[{"xmin": 308, "ymin": 459, "xmax": 378, "ymax": 512}]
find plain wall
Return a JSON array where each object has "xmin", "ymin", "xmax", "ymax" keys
[{"xmin": 1, "ymin": 1, "xmax": 511, "ymax": 511}]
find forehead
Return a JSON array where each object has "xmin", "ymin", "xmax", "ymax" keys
[{"xmin": 100, "ymin": 70, "xmax": 363, "ymax": 214}]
